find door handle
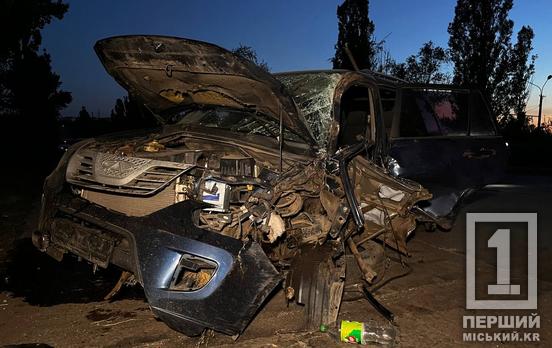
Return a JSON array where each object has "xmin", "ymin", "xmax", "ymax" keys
[{"xmin": 463, "ymin": 147, "xmax": 496, "ymax": 159}]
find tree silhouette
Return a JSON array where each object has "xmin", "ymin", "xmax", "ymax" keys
[
  {"xmin": 0, "ymin": 0, "xmax": 71, "ymax": 169},
  {"xmin": 110, "ymin": 95, "xmax": 158, "ymax": 130},
  {"xmin": 332, "ymin": 0, "xmax": 375, "ymax": 70},
  {"xmin": 391, "ymin": 41, "xmax": 450, "ymax": 84},
  {"xmin": 78, "ymin": 106, "xmax": 91, "ymax": 121},
  {"xmin": 231, "ymin": 44, "xmax": 270, "ymax": 72},
  {"xmin": 448, "ymin": 0, "xmax": 535, "ymax": 122},
  {"xmin": 110, "ymin": 98, "xmax": 126, "ymax": 125},
  {"xmin": 506, "ymin": 26, "xmax": 536, "ymax": 130}
]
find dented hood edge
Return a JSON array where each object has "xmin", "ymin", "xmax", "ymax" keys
[{"xmin": 94, "ymin": 35, "xmax": 316, "ymax": 146}]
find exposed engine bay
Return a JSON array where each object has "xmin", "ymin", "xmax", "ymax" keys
[{"xmin": 67, "ymin": 134, "xmax": 429, "ymax": 263}]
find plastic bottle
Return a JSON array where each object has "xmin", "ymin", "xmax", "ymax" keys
[{"xmin": 320, "ymin": 320, "xmax": 397, "ymax": 345}]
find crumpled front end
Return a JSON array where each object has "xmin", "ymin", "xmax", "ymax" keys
[
  {"xmin": 34, "ymin": 131, "xmax": 432, "ymax": 336},
  {"xmin": 33, "ymin": 143, "xmax": 282, "ymax": 336}
]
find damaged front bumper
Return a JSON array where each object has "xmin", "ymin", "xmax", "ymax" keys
[{"xmin": 34, "ymin": 189, "xmax": 282, "ymax": 336}]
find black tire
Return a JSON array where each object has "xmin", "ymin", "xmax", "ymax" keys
[{"xmin": 304, "ymin": 256, "xmax": 345, "ymax": 329}]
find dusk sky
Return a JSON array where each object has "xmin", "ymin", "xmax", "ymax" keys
[{"xmin": 41, "ymin": 0, "xmax": 552, "ymax": 118}]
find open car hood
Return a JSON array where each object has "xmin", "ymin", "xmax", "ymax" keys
[{"xmin": 94, "ymin": 35, "xmax": 315, "ymax": 145}]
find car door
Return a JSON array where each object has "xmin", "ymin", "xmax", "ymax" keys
[
  {"xmin": 461, "ymin": 90, "xmax": 508, "ymax": 185},
  {"xmin": 385, "ymin": 86, "xmax": 506, "ymax": 218}
]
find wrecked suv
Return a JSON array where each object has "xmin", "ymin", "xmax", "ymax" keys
[{"xmin": 33, "ymin": 36, "xmax": 432, "ymax": 336}]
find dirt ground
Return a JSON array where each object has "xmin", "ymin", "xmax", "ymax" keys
[{"xmin": 1, "ymin": 176, "xmax": 551, "ymax": 347}]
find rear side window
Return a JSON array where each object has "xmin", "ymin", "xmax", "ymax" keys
[
  {"xmin": 399, "ymin": 89, "xmax": 469, "ymax": 137},
  {"xmin": 399, "ymin": 89, "xmax": 441, "ymax": 137}
]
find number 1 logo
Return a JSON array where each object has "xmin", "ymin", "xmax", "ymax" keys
[
  {"xmin": 487, "ymin": 229, "xmax": 521, "ymax": 295},
  {"xmin": 466, "ymin": 213, "xmax": 537, "ymax": 310}
]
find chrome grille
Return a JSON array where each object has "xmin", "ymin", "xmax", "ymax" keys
[
  {"xmin": 66, "ymin": 150, "xmax": 194, "ymax": 196},
  {"xmin": 81, "ymin": 182, "xmax": 177, "ymax": 216}
]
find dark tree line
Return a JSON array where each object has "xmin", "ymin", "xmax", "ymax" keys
[
  {"xmin": 0, "ymin": 0, "xmax": 72, "ymax": 169},
  {"xmin": 109, "ymin": 95, "xmax": 157, "ymax": 131},
  {"xmin": 448, "ymin": 0, "xmax": 536, "ymax": 130}
]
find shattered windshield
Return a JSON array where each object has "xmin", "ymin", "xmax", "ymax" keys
[
  {"xmin": 276, "ymin": 72, "xmax": 342, "ymax": 148},
  {"xmin": 174, "ymin": 108, "xmax": 304, "ymax": 142}
]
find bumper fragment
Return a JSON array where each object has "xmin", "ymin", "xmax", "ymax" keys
[{"xmin": 37, "ymin": 198, "xmax": 282, "ymax": 336}]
